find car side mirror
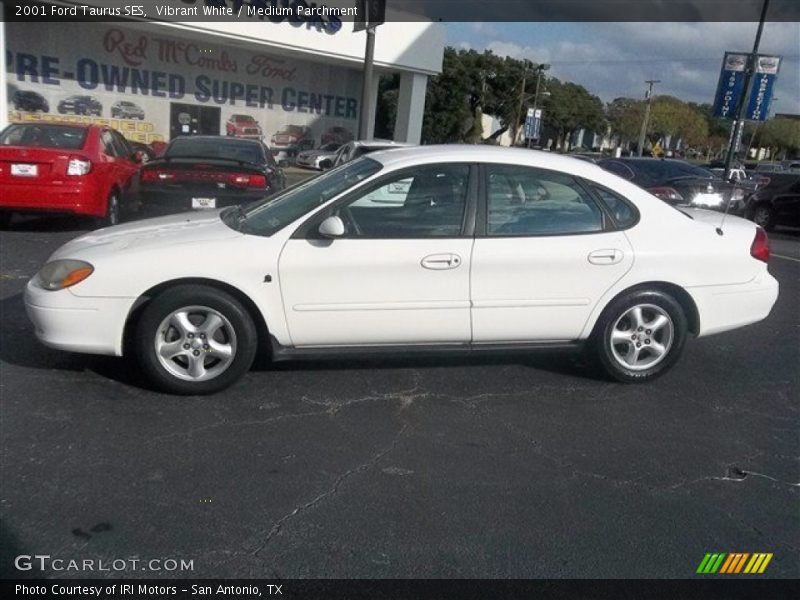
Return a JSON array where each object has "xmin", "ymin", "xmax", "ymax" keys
[{"xmin": 318, "ymin": 215, "xmax": 346, "ymax": 238}]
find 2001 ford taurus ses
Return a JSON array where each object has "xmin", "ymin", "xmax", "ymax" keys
[{"xmin": 25, "ymin": 146, "xmax": 779, "ymax": 394}]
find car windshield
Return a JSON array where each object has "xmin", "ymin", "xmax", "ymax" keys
[
  {"xmin": 229, "ymin": 158, "xmax": 382, "ymax": 237},
  {"xmin": 320, "ymin": 143, "xmax": 340, "ymax": 151},
  {"xmin": 0, "ymin": 124, "xmax": 88, "ymax": 149},
  {"xmin": 166, "ymin": 138, "xmax": 265, "ymax": 164}
]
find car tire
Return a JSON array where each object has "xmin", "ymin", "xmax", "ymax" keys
[
  {"xmin": 0, "ymin": 211, "xmax": 12, "ymax": 229},
  {"xmin": 751, "ymin": 204, "xmax": 774, "ymax": 231},
  {"xmin": 592, "ymin": 290, "xmax": 688, "ymax": 383},
  {"xmin": 134, "ymin": 285, "xmax": 258, "ymax": 395},
  {"xmin": 97, "ymin": 192, "xmax": 121, "ymax": 228},
  {"xmin": 319, "ymin": 160, "xmax": 332, "ymax": 170}
]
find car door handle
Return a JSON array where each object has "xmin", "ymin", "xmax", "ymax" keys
[
  {"xmin": 588, "ymin": 249, "xmax": 624, "ymax": 265},
  {"xmin": 421, "ymin": 253, "xmax": 462, "ymax": 270}
]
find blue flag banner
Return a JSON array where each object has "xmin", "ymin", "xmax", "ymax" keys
[
  {"xmin": 745, "ymin": 55, "xmax": 781, "ymax": 121},
  {"xmin": 712, "ymin": 52, "xmax": 748, "ymax": 118}
]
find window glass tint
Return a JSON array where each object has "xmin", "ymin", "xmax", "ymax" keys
[
  {"xmin": 239, "ymin": 158, "xmax": 382, "ymax": 237},
  {"xmin": 600, "ymin": 160, "xmax": 636, "ymax": 181},
  {"xmin": 339, "ymin": 164, "xmax": 470, "ymax": 238},
  {"xmin": 111, "ymin": 131, "xmax": 131, "ymax": 157},
  {"xmin": 167, "ymin": 138, "xmax": 264, "ymax": 165},
  {"xmin": 0, "ymin": 124, "xmax": 87, "ymax": 149},
  {"xmin": 101, "ymin": 131, "xmax": 118, "ymax": 157},
  {"xmin": 487, "ymin": 165, "xmax": 604, "ymax": 236},
  {"xmin": 591, "ymin": 186, "xmax": 637, "ymax": 228}
]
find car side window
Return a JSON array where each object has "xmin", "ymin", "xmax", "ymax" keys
[
  {"xmin": 100, "ymin": 131, "xmax": 118, "ymax": 157},
  {"xmin": 111, "ymin": 131, "xmax": 132, "ymax": 158},
  {"xmin": 336, "ymin": 164, "xmax": 470, "ymax": 238},
  {"xmin": 486, "ymin": 165, "xmax": 604, "ymax": 236},
  {"xmin": 590, "ymin": 185, "xmax": 638, "ymax": 228}
]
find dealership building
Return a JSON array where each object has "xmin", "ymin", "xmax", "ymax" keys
[{"xmin": 0, "ymin": 1, "xmax": 444, "ymax": 147}]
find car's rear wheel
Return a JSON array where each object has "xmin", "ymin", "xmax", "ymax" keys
[
  {"xmin": 593, "ymin": 290, "xmax": 687, "ymax": 383},
  {"xmin": 97, "ymin": 192, "xmax": 121, "ymax": 228},
  {"xmin": 751, "ymin": 204, "xmax": 774, "ymax": 231},
  {"xmin": 135, "ymin": 285, "xmax": 258, "ymax": 395}
]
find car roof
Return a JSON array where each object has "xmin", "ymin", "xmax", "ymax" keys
[
  {"xmin": 366, "ymin": 144, "xmax": 609, "ymax": 177},
  {"xmin": 10, "ymin": 121, "xmax": 94, "ymax": 130},
  {"xmin": 350, "ymin": 138, "xmax": 414, "ymax": 149}
]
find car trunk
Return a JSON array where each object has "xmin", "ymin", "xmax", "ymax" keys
[
  {"xmin": 670, "ymin": 176, "xmax": 737, "ymax": 208},
  {"xmin": 140, "ymin": 158, "xmax": 269, "ymax": 194},
  {"xmin": 0, "ymin": 146, "xmax": 75, "ymax": 185}
]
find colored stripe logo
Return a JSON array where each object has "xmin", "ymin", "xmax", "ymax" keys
[{"xmin": 696, "ymin": 553, "xmax": 773, "ymax": 574}]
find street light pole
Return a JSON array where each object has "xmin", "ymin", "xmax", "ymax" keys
[
  {"xmin": 357, "ymin": 25, "xmax": 376, "ymax": 140},
  {"xmin": 527, "ymin": 64, "xmax": 549, "ymax": 148},
  {"xmin": 637, "ymin": 79, "xmax": 660, "ymax": 157},
  {"xmin": 514, "ymin": 60, "xmax": 531, "ymax": 147},
  {"xmin": 724, "ymin": 0, "xmax": 770, "ymax": 180}
]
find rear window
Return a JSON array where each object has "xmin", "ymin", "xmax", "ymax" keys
[
  {"xmin": 166, "ymin": 138, "xmax": 265, "ymax": 165},
  {"xmin": 0, "ymin": 124, "xmax": 88, "ymax": 149}
]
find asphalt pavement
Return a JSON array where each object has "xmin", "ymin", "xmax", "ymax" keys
[{"xmin": 0, "ymin": 208, "xmax": 797, "ymax": 579}]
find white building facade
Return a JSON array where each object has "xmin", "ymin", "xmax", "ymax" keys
[{"xmin": 1, "ymin": 2, "xmax": 444, "ymax": 146}]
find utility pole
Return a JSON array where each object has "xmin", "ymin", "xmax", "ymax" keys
[
  {"xmin": 355, "ymin": 1, "xmax": 386, "ymax": 140},
  {"xmin": 357, "ymin": 25, "xmax": 376, "ymax": 140},
  {"xmin": 514, "ymin": 60, "xmax": 531, "ymax": 146},
  {"xmin": 527, "ymin": 63, "xmax": 550, "ymax": 148},
  {"xmin": 724, "ymin": 0, "xmax": 770, "ymax": 180},
  {"xmin": 637, "ymin": 80, "xmax": 660, "ymax": 157}
]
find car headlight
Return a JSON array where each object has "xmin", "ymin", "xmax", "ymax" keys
[{"xmin": 33, "ymin": 259, "xmax": 94, "ymax": 291}]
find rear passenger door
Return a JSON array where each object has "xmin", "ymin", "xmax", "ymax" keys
[{"xmin": 470, "ymin": 164, "xmax": 635, "ymax": 342}]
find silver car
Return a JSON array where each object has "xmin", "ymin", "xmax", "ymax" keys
[{"xmin": 294, "ymin": 143, "xmax": 342, "ymax": 170}]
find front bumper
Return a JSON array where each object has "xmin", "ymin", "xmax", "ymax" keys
[
  {"xmin": 689, "ymin": 271, "xmax": 780, "ymax": 337},
  {"xmin": 25, "ymin": 281, "xmax": 136, "ymax": 356},
  {"xmin": 294, "ymin": 156, "xmax": 320, "ymax": 169}
]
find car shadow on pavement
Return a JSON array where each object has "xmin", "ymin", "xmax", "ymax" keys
[
  {"xmin": 1, "ymin": 214, "xmax": 92, "ymax": 233},
  {"xmin": 0, "ymin": 292, "xmax": 147, "ymax": 389},
  {"xmin": 1, "ymin": 290, "xmax": 603, "ymax": 390},
  {"xmin": 261, "ymin": 349, "xmax": 602, "ymax": 381}
]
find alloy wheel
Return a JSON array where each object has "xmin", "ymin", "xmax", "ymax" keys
[
  {"xmin": 609, "ymin": 303, "xmax": 674, "ymax": 371},
  {"xmin": 154, "ymin": 306, "xmax": 238, "ymax": 382}
]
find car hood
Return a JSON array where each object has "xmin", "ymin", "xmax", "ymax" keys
[{"xmin": 51, "ymin": 210, "xmax": 241, "ymax": 261}]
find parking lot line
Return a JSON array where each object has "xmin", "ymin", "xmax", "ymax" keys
[{"xmin": 772, "ymin": 253, "xmax": 800, "ymax": 263}]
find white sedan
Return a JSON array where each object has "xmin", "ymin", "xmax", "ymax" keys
[{"xmin": 25, "ymin": 146, "xmax": 779, "ymax": 394}]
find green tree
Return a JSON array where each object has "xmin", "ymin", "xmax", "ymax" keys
[
  {"xmin": 755, "ymin": 117, "xmax": 800, "ymax": 158},
  {"xmin": 607, "ymin": 97, "xmax": 644, "ymax": 146}
]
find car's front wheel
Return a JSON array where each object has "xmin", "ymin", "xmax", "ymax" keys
[
  {"xmin": 593, "ymin": 290, "xmax": 687, "ymax": 383},
  {"xmin": 134, "ymin": 285, "xmax": 258, "ymax": 394}
]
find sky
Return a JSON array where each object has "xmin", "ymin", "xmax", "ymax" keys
[{"xmin": 446, "ymin": 22, "xmax": 800, "ymax": 116}]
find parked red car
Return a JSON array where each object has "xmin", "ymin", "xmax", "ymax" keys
[
  {"xmin": 270, "ymin": 125, "xmax": 314, "ymax": 151},
  {"xmin": 226, "ymin": 114, "xmax": 263, "ymax": 139},
  {"xmin": 0, "ymin": 122, "xmax": 142, "ymax": 227}
]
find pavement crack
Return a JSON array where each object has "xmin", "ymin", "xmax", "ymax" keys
[
  {"xmin": 250, "ymin": 423, "xmax": 409, "ymax": 558},
  {"xmin": 150, "ymin": 410, "xmax": 329, "ymax": 442}
]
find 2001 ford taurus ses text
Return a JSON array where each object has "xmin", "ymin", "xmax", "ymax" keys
[{"xmin": 24, "ymin": 146, "xmax": 779, "ymax": 394}]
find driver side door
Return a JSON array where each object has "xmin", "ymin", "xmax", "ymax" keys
[{"xmin": 278, "ymin": 163, "xmax": 476, "ymax": 347}]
